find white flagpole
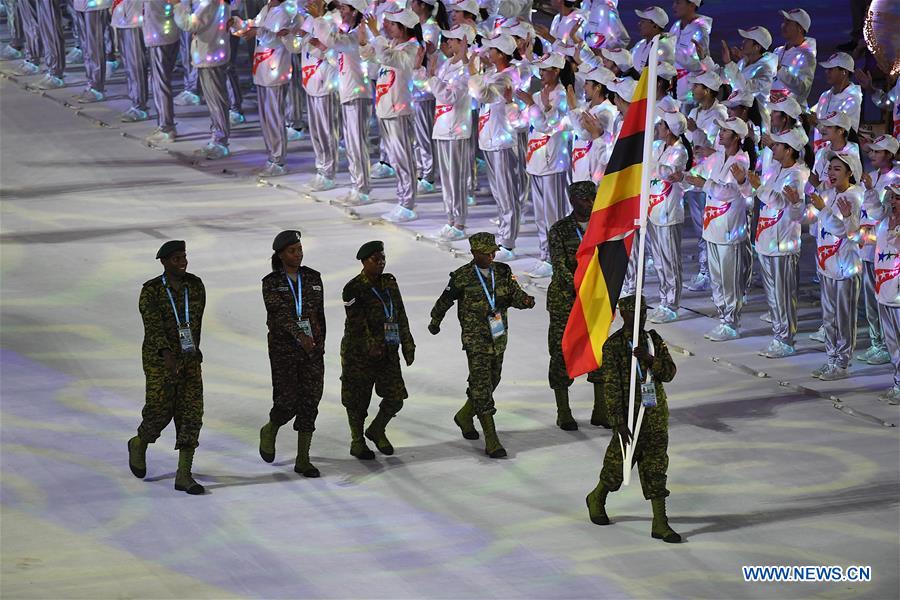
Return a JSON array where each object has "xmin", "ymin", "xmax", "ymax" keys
[{"xmin": 623, "ymin": 36, "xmax": 659, "ymax": 486}]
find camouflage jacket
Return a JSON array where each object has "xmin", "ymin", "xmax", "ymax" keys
[
  {"xmin": 430, "ymin": 260, "xmax": 531, "ymax": 355},
  {"xmin": 341, "ymin": 271, "xmax": 414, "ymax": 359},
  {"xmin": 547, "ymin": 213, "xmax": 586, "ymax": 311},
  {"xmin": 140, "ymin": 272, "xmax": 205, "ymax": 366},
  {"xmin": 600, "ymin": 327, "xmax": 677, "ymax": 428},
  {"xmin": 262, "ymin": 267, "xmax": 326, "ymax": 354}
]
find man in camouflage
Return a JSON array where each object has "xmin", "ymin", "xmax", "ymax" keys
[
  {"xmin": 428, "ymin": 232, "xmax": 536, "ymax": 458},
  {"xmin": 585, "ymin": 294, "xmax": 681, "ymax": 543},
  {"xmin": 547, "ymin": 181, "xmax": 610, "ymax": 431},
  {"xmin": 340, "ymin": 241, "xmax": 415, "ymax": 459},
  {"xmin": 128, "ymin": 240, "xmax": 206, "ymax": 495}
]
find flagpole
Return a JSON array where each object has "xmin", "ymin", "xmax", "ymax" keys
[{"xmin": 623, "ymin": 36, "xmax": 659, "ymax": 486}]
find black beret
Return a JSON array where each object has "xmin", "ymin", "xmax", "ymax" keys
[
  {"xmin": 357, "ymin": 240, "xmax": 384, "ymax": 261},
  {"xmin": 568, "ymin": 181, "xmax": 597, "ymax": 203},
  {"xmin": 272, "ymin": 230, "xmax": 302, "ymax": 252},
  {"xmin": 156, "ymin": 240, "xmax": 185, "ymax": 260},
  {"xmin": 618, "ymin": 294, "xmax": 648, "ymax": 313}
]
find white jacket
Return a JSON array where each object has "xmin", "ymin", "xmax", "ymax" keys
[
  {"xmin": 770, "ymin": 37, "xmax": 816, "ymax": 107},
  {"xmin": 515, "ymin": 84, "xmax": 571, "ymax": 176},
  {"xmin": 670, "ymin": 14, "xmax": 712, "ymax": 101},
  {"xmin": 874, "ymin": 217, "xmax": 900, "ymax": 307},
  {"xmin": 812, "ymin": 84, "xmax": 863, "ymax": 150},
  {"xmin": 320, "ymin": 24, "xmax": 370, "ymax": 104},
  {"xmin": 174, "ymin": 0, "xmax": 230, "ymax": 68},
  {"xmin": 813, "ymin": 185, "xmax": 862, "ymax": 281},
  {"xmin": 469, "ymin": 66, "xmax": 519, "ymax": 152},
  {"xmin": 687, "ymin": 100, "xmax": 727, "ymax": 189},
  {"xmin": 568, "ymin": 102, "xmax": 615, "ymax": 184},
  {"xmin": 871, "ymin": 78, "xmax": 900, "ymax": 139},
  {"xmin": 300, "ymin": 15, "xmax": 339, "ymax": 97},
  {"xmin": 429, "ymin": 58, "xmax": 471, "ymax": 141},
  {"xmin": 74, "ymin": 0, "xmax": 112, "ymax": 11},
  {"xmin": 860, "ymin": 166, "xmax": 900, "ymax": 262},
  {"xmin": 249, "ymin": 2, "xmax": 299, "ymax": 87},
  {"xmin": 361, "ymin": 36, "xmax": 420, "ymax": 119},
  {"xmin": 754, "ymin": 162, "xmax": 809, "ymax": 256},
  {"xmin": 811, "ymin": 141, "xmax": 860, "ymax": 191},
  {"xmin": 649, "ymin": 139, "xmax": 689, "ymax": 226},
  {"xmin": 142, "ymin": 0, "xmax": 179, "ymax": 47},
  {"xmin": 722, "ymin": 54, "xmax": 776, "ymax": 109},
  {"xmin": 701, "ymin": 150, "xmax": 752, "ymax": 245},
  {"xmin": 112, "ymin": 0, "xmax": 142, "ymax": 28},
  {"xmin": 581, "ymin": 0, "xmax": 629, "ymax": 49}
]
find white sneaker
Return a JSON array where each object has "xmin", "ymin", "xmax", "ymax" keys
[
  {"xmin": 146, "ymin": 128, "xmax": 177, "ymax": 144},
  {"xmin": 65, "ymin": 46, "xmax": 83, "ymax": 63},
  {"xmin": 308, "ymin": 175, "xmax": 336, "ymax": 192},
  {"xmin": 526, "ymin": 261, "xmax": 553, "ymax": 279},
  {"xmin": 432, "ymin": 224, "xmax": 453, "ymax": 239},
  {"xmin": 759, "ymin": 312, "xmax": 773, "ymax": 324},
  {"xmin": 0, "ymin": 45, "xmax": 24, "ymax": 61},
  {"xmin": 866, "ymin": 349, "xmax": 891, "ymax": 365},
  {"xmin": 494, "ymin": 247, "xmax": 516, "ymax": 262},
  {"xmin": 475, "ymin": 157, "xmax": 487, "ymax": 174},
  {"xmin": 417, "ymin": 179, "xmax": 436, "ymax": 193},
  {"xmin": 371, "ymin": 163, "xmax": 395, "ymax": 179},
  {"xmin": 467, "ymin": 195, "xmax": 476, "ymax": 206},
  {"xmin": 758, "ymin": 339, "xmax": 779, "ymax": 356},
  {"xmin": 174, "ymin": 90, "xmax": 201, "ymax": 106},
  {"xmin": 708, "ymin": 324, "xmax": 739, "ymax": 342},
  {"xmin": 105, "ymin": 59, "xmax": 119, "ymax": 79},
  {"xmin": 811, "ymin": 363, "xmax": 832, "ymax": 379},
  {"xmin": 345, "ymin": 190, "xmax": 374, "ymax": 205},
  {"xmin": 120, "ymin": 107, "xmax": 149, "ymax": 122},
  {"xmin": 286, "ymin": 126, "xmax": 305, "ymax": 141},
  {"xmin": 879, "ymin": 386, "xmax": 900, "ymax": 405},
  {"xmin": 16, "ymin": 60, "xmax": 40, "ymax": 75},
  {"xmin": 35, "ymin": 74, "xmax": 65, "ymax": 89},
  {"xmin": 648, "ymin": 306, "xmax": 678, "ymax": 324},
  {"xmin": 819, "ymin": 366, "xmax": 849, "ymax": 381},
  {"xmin": 763, "ymin": 340, "xmax": 796, "ymax": 359},
  {"xmin": 229, "ymin": 110, "xmax": 246, "ymax": 125},
  {"xmin": 381, "ymin": 205, "xmax": 417, "ymax": 223},
  {"xmin": 194, "ymin": 142, "xmax": 229, "ymax": 160},
  {"xmin": 74, "ymin": 87, "xmax": 104, "ymax": 103},
  {"xmin": 809, "ymin": 326, "xmax": 826, "ymax": 343},
  {"xmin": 704, "ymin": 324, "xmax": 724, "ymax": 340},
  {"xmin": 443, "ymin": 226, "xmax": 466, "ymax": 241},
  {"xmin": 258, "ymin": 162, "xmax": 287, "ymax": 177},
  {"xmin": 686, "ymin": 272, "xmax": 711, "ymax": 292},
  {"xmin": 489, "ymin": 217, "xmax": 500, "ymax": 226}
]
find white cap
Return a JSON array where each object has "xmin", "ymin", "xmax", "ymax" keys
[
  {"xmin": 341, "ymin": 0, "xmax": 369, "ymax": 15},
  {"xmin": 769, "ymin": 95, "xmax": 802, "ymax": 120},
  {"xmin": 657, "ymin": 61, "xmax": 677, "ymax": 81},
  {"xmin": 715, "ymin": 116, "xmax": 749, "ymax": 139},
  {"xmin": 536, "ymin": 52, "xmax": 566, "ymax": 70},
  {"xmin": 554, "ymin": 41, "xmax": 578, "ymax": 58},
  {"xmin": 685, "ymin": 0, "xmax": 701, "ymax": 6},
  {"xmin": 660, "ymin": 110, "xmax": 687, "ymax": 137},
  {"xmin": 601, "ymin": 47, "xmax": 633, "ymax": 71},
  {"xmin": 770, "ymin": 127, "xmax": 809, "ymax": 152},
  {"xmin": 887, "ymin": 182, "xmax": 900, "ymax": 195},
  {"xmin": 820, "ymin": 52, "xmax": 855, "ymax": 73},
  {"xmin": 867, "ymin": 134, "xmax": 900, "ymax": 154},
  {"xmin": 448, "ymin": 0, "xmax": 480, "ymax": 18},
  {"xmin": 481, "ymin": 32, "xmax": 516, "ymax": 56},
  {"xmin": 738, "ymin": 26, "xmax": 772, "ymax": 51},
  {"xmin": 689, "ymin": 69, "xmax": 722, "ymax": 91},
  {"xmin": 608, "ymin": 77, "xmax": 637, "ymax": 102},
  {"xmin": 818, "ymin": 110, "xmax": 852, "ymax": 132},
  {"xmin": 585, "ymin": 65, "xmax": 615, "ymax": 86},
  {"xmin": 723, "ymin": 89, "xmax": 755, "ymax": 108},
  {"xmin": 498, "ymin": 17, "xmax": 531, "ymax": 39},
  {"xmin": 384, "ymin": 7, "xmax": 419, "ymax": 30},
  {"xmin": 634, "ymin": 6, "xmax": 668, "ymax": 29},
  {"xmin": 780, "ymin": 8, "xmax": 811, "ymax": 33},
  {"xmin": 442, "ymin": 24, "xmax": 476, "ymax": 44},
  {"xmin": 825, "ymin": 149, "xmax": 862, "ymax": 183}
]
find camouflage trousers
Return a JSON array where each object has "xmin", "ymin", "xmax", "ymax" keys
[
  {"xmin": 340, "ymin": 349, "xmax": 407, "ymax": 418},
  {"xmin": 137, "ymin": 360, "xmax": 204, "ymax": 450},
  {"xmin": 269, "ymin": 346, "xmax": 324, "ymax": 433},
  {"xmin": 599, "ymin": 422, "xmax": 670, "ymax": 500},
  {"xmin": 548, "ymin": 302, "xmax": 603, "ymax": 388},
  {"xmin": 466, "ymin": 350, "xmax": 503, "ymax": 416}
]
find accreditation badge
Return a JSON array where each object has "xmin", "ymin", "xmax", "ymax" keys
[
  {"xmin": 640, "ymin": 381, "xmax": 657, "ymax": 408},
  {"xmin": 297, "ymin": 318, "xmax": 313, "ymax": 338},
  {"xmin": 384, "ymin": 322, "xmax": 400, "ymax": 345},
  {"xmin": 488, "ymin": 312, "xmax": 506, "ymax": 339},
  {"xmin": 178, "ymin": 325, "xmax": 196, "ymax": 353}
]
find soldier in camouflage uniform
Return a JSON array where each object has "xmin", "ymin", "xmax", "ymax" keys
[
  {"xmin": 340, "ymin": 241, "xmax": 416, "ymax": 460},
  {"xmin": 547, "ymin": 181, "xmax": 610, "ymax": 431},
  {"xmin": 428, "ymin": 232, "xmax": 536, "ymax": 458},
  {"xmin": 585, "ymin": 294, "xmax": 681, "ymax": 543},
  {"xmin": 128, "ymin": 240, "xmax": 206, "ymax": 495},
  {"xmin": 258, "ymin": 230, "xmax": 327, "ymax": 478}
]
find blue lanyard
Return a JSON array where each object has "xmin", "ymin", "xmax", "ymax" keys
[
  {"xmin": 162, "ymin": 274, "xmax": 189, "ymax": 328},
  {"xmin": 627, "ymin": 339, "xmax": 648, "ymax": 381},
  {"xmin": 286, "ymin": 272, "xmax": 303, "ymax": 319},
  {"xmin": 575, "ymin": 226, "xmax": 584, "ymax": 242},
  {"xmin": 474, "ymin": 265, "xmax": 496, "ymax": 312},
  {"xmin": 371, "ymin": 287, "xmax": 395, "ymax": 322}
]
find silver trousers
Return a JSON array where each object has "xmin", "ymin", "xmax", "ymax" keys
[
  {"xmin": 67, "ymin": 0, "xmax": 83, "ymax": 48},
  {"xmin": 225, "ymin": 33, "xmax": 241, "ymax": 113},
  {"xmin": 435, "ymin": 138, "xmax": 470, "ymax": 228},
  {"xmin": 623, "ymin": 230, "xmax": 642, "ymax": 296},
  {"xmin": 861, "ymin": 261, "xmax": 886, "ymax": 352},
  {"xmin": 531, "ymin": 172, "xmax": 570, "ymax": 262},
  {"xmin": 877, "ymin": 303, "xmax": 900, "ymax": 387},
  {"xmin": 258, "ymin": 84, "xmax": 286, "ymax": 165},
  {"xmin": 285, "ymin": 54, "xmax": 305, "ymax": 128},
  {"xmin": 759, "ymin": 253, "xmax": 799, "ymax": 345},
  {"xmin": 685, "ymin": 190, "xmax": 708, "ymax": 274},
  {"xmin": 19, "ymin": 0, "xmax": 41, "ymax": 63},
  {"xmin": 341, "ymin": 98, "xmax": 372, "ymax": 195},
  {"xmin": 516, "ymin": 131, "xmax": 532, "ymax": 215},
  {"xmin": 149, "ymin": 42, "xmax": 178, "ymax": 131},
  {"xmin": 36, "ymin": 0, "xmax": 65, "ymax": 76},
  {"xmin": 484, "ymin": 148, "xmax": 522, "ymax": 249},
  {"xmin": 179, "ymin": 30, "xmax": 198, "ymax": 94},
  {"xmin": 648, "ymin": 223, "xmax": 683, "ymax": 310},
  {"xmin": 307, "ymin": 93, "xmax": 339, "ymax": 179},
  {"xmin": 119, "ymin": 27, "xmax": 147, "ymax": 110},
  {"xmin": 467, "ymin": 110, "xmax": 478, "ymax": 195},
  {"xmin": 8, "ymin": 0, "xmax": 24, "ymax": 48},
  {"xmin": 708, "ymin": 241, "xmax": 750, "ymax": 329},
  {"xmin": 198, "ymin": 65, "xmax": 229, "ymax": 145},
  {"xmin": 413, "ymin": 97, "xmax": 435, "ymax": 183},
  {"xmin": 820, "ymin": 274, "xmax": 860, "ymax": 369},
  {"xmin": 381, "ymin": 115, "xmax": 417, "ymax": 210},
  {"xmin": 79, "ymin": 9, "xmax": 107, "ymax": 91}
]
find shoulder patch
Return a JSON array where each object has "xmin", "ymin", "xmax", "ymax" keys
[{"xmin": 312, "ymin": 285, "xmax": 322, "ymax": 291}]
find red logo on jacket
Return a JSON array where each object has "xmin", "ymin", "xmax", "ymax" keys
[
  {"xmin": 875, "ymin": 266, "xmax": 900, "ymax": 294},
  {"xmin": 478, "ymin": 111, "xmax": 491, "ymax": 133},
  {"xmin": 376, "ymin": 70, "xmax": 396, "ymax": 105},
  {"xmin": 572, "ymin": 140, "xmax": 593, "ymax": 165},
  {"xmin": 434, "ymin": 104, "xmax": 453, "ymax": 122},
  {"xmin": 648, "ymin": 181, "xmax": 672, "ymax": 214},
  {"xmin": 302, "ymin": 61, "xmax": 321, "ymax": 87},
  {"xmin": 817, "ymin": 239, "xmax": 843, "ymax": 270},
  {"xmin": 253, "ymin": 48, "xmax": 277, "ymax": 75},
  {"xmin": 703, "ymin": 202, "xmax": 732, "ymax": 229},
  {"xmin": 526, "ymin": 136, "xmax": 551, "ymax": 162},
  {"xmin": 756, "ymin": 209, "xmax": 784, "ymax": 239}
]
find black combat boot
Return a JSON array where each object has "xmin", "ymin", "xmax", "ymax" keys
[
  {"xmin": 364, "ymin": 408, "xmax": 395, "ymax": 455},
  {"xmin": 554, "ymin": 388, "xmax": 578, "ymax": 431}
]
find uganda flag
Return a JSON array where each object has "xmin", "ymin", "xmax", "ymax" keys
[{"xmin": 561, "ymin": 61, "xmax": 655, "ymax": 378}]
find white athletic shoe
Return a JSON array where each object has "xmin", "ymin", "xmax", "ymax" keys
[
  {"xmin": 16, "ymin": 60, "xmax": 40, "ymax": 75},
  {"xmin": 417, "ymin": 179, "xmax": 436, "ymax": 194},
  {"xmin": 344, "ymin": 190, "xmax": 374, "ymax": 205},
  {"xmin": 120, "ymin": 107, "xmax": 149, "ymax": 122},
  {"xmin": 475, "ymin": 157, "xmax": 487, "ymax": 174},
  {"xmin": 371, "ymin": 162, "xmax": 395, "ymax": 179},
  {"xmin": 489, "ymin": 216, "xmax": 500, "ymax": 226},
  {"xmin": 811, "ymin": 363, "xmax": 832, "ymax": 379},
  {"xmin": 865, "ymin": 348, "xmax": 891, "ymax": 365},
  {"xmin": 763, "ymin": 340, "xmax": 796, "ymax": 359},
  {"xmin": 819, "ymin": 366, "xmax": 849, "ymax": 381},
  {"xmin": 494, "ymin": 247, "xmax": 516, "ymax": 262},
  {"xmin": 146, "ymin": 128, "xmax": 177, "ymax": 144},
  {"xmin": 65, "ymin": 46, "xmax": 83, "ymax": 63},
  {"xmin": 194, "ymin": 142, "xmax": 229, "ymax": 160},
  {"xmin": 758, "ymin": 339, "xmax": 779, "ymax": 356},
  {"xmin": 686, "ymin": 272, "xmax": 711, "ymax": 292},
  {"xmin": 285, "ymin": 126, "xmax": 305, "ymax": 141},
  {"xmin": 173, "ymin": 90, "xmax": 201, "ymax": 106},
  {"xmin": 74, "ymin": 87, "xmax": 104, "ymax": 103},
  {"xmin": 381, "ymin": 205, "xmax": 417, "ymax": 223},
  {"xmin": 707, "ymin": 324, "xmax": 739, "ymax": 342},
  {"xmin": 649, "ymin": 306, "xmax": 678, "ymax": 324},
  {"xmin": 467, "ymin": 195, "xmax": 476, "ymax": 206},
  {"xmin": 258, "ymin": 162, "xmax": 287, "ymax": 177},
  {"xmin": 105, "ymin": 59, "xmax": 119, "ymax": 80},
  {"xmin": 35, "ymin": 74, "xmax": 65, "ymax": 89},
  {"xmin": 229, "ymin": 110, "xmax": 246, "ymax": 125},
  {"xmin": 442, "ymin": 226, "xmax": 466, "ymax": 241},
  {"xmin": 432, "ymin": 224, "xmax": 453, "ymax": 239},
  {"xmin": 526, "ymin": 261, "xmax": 553, "ymax": 279},
  {"xmin": 0, "ymin": 44, "xmax": 24, "ymax": 61},
  {"xmin": 879, "ymin": 386, "xmax": 900, "ymax": 405},
  {"xmin": 809, "ymin": 325, "xmax": 826, "ymax": 343},
  {"xmin": 308, "ymin": 175, "xmax": 336, "ymax": 192},
  {"xmin": 759, "ymin": 312, "xmax": 773, "ymax": 324}
]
